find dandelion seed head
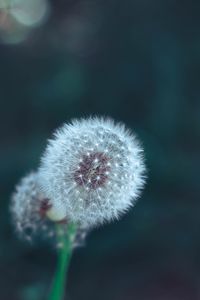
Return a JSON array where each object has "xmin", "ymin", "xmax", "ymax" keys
[
  {"xmin": 39, "ymin": 117, "xmax": 146, "ymax": 227},
  {"xmin": 10, "ymin": 171, "xmax": 88, "ymax": 247},
  {"xmin": 10, "ymin": 171, "xmax": 49, "ymax": 241}
]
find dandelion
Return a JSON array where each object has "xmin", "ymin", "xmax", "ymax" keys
[
  {"xmin": 11, "ymin": 171, "xmax": 48, "ymax": 241},
  {"xmin": 11, "ymin": 171, "xmax": 86, "ymax": 247},
  {"xmin": 11, "ymin": 117, "xmax": 146, "ymax": 300},
  {"xmin": 39, "ymin": 117, "xmax": 146, "ymax": 228}
]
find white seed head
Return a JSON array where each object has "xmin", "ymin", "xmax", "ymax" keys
[
  {"xmin": 39, "ymin": 117, "xmax": 146, "ymax": 227},
  {"xmin": 10, "ymin": 171, "xmax": 48, "ymax": 241},
  {"xmin": 10, "ymin": 171, "xmax": 88, "ymax": 247}
]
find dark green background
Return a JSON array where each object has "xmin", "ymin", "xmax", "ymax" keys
[{"xmin": 1, "ymin": 0, "xmax": 200, "ymax": 299}]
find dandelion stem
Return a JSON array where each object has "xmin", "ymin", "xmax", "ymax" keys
[{"xmin": 48, "ymin": 223, "xmax": 77, "ymax": 300}]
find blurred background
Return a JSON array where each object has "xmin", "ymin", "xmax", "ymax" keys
[{"xmin": 0, "ymin": 0, "xmax": 200, "ymax": 299}]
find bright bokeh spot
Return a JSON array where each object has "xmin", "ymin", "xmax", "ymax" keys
[
  {"xmin": 0, "ymin": 9, "xmax": 29, "ymax": 44},
  {"xmin": 11, "ymin": 0, "xmax": 50, "ymax": 27},
  {"xmin": 0, "ymin": 0, "xmax": 50, "ymax": 44}
]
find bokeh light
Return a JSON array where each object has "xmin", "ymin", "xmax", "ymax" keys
[
  {"xmin": 0, "ymin": 0, "xmax": 50, "ymax": 44},
  {"xmin": 0, "ymin": 8, "xmax": 29, "ymax": 44},
  {"xmin": 11, "ymin": 0, "xmax": 50, "ymax": 27}
]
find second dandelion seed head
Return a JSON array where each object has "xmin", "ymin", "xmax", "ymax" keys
[{"xmin": 10, "ymin": 171, "xmax": 86, "ymax": 247}]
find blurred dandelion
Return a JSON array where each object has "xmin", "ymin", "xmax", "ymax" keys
[
  {"xmin": 11, "ymin": 171, "xmax": 49, "ymax": 241},
  {"xmin": 11, "ymin": 171, "xmax": 87, "ymax": 247}
]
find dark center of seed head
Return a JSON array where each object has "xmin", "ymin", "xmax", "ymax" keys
[
  {"xmin": 74, "ymin": 152, "xmax": 110, "ymax": 190},
  {"xmin": 39, "ymin": 198, "xmax": 51, "ymax": 217}
]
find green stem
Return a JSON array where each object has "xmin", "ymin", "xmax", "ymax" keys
[{"xmin": 48, "ymin": 223, "xmax": 77, "ymax": 300}]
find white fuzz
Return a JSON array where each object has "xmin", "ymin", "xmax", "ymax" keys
[
  {"xmin": 39, "ymin": 117, "xmax": 146, "ymax": 227},
  {"xmin": 10, "ymin": 172, "xmax": 47, "ymax": 240},
  {"xmin": 11, "ymin": 171, "xmax": 88, "ymax": 247}
]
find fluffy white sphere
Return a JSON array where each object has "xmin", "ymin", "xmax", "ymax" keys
[
  {"xmin": 10, "ymin": 172, "xmax": 48, "ymax": 240},
  {"xmin": 11, "ymin": 171, "xmax": 88, "ymax": 247},
  {"xmin": 39, "ymin": 117, "xmax": 146, "ymax": 227}
]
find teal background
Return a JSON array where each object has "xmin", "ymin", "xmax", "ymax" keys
[{"xmin": 1, "ymin": 0, "xmax": 200, "ymax": 299}]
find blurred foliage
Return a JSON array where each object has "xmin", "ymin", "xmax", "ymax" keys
[{"xmin": 0, "ymin": 0, "xmax": 200, "ymax": 299}]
